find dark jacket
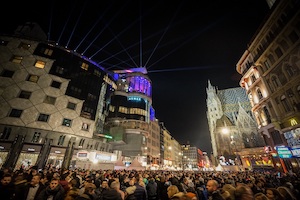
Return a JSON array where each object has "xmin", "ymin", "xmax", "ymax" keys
[
  {"xmin": 209, "ymin": 190, "xmax": 225, "ymax": 200},
  {"xmin": 36, "ymin": 184, "xmax": 65, "ymax": 200},
  {"xmin": 101, "ymin": 189, "xmax": 122, "ymax": 200},
  {"xmin": 133, "ymin": 183, "xmax": 147, "ymax": 200},
  {"xmin": 146, "ymin": 179, "xmax": 157, "ymax": 199},
  {"xmin": 0, "ymin": 182, "xmax": 15, "ymax": 200}
]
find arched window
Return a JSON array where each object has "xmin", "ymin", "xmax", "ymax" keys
[
  {"xmin": 271, "ymin": 76, "xmax": 280, "ymax": 88},
  {"xmin": 257, "ymin": 88, "xmax": 263, "ymax": 99},
  {"xmin": 281, "ymin": 95, "xmax": 292, "ymax": 112},
  {"xmin": 285, "ymin": 65, "xmax": 295, "ymax": 77}
]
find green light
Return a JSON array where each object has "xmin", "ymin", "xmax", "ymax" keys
[{"xmin": 104, "ymin": 135, "xmax": 113, "ymax": 139}]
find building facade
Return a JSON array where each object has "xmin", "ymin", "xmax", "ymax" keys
[
  {"xmin": 236, "ymin": 0, "xmax": 300, "ymax": 172},
  {"xmin": 0, "ymin": 22, "xmax": 118, "ymax": 170},
  {"xmin": 206, "ymin": 81, "xmax": 266, "ymax": 170}
]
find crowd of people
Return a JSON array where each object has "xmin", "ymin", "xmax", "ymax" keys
[{"xmin": 0, "ymin": 166, "xmax": 299, "ymax": 200}]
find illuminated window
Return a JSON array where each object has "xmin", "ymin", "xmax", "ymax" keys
[
  {"xmin": 27, "ymin": 74, "xmax": 39, "ymax": 82},
  {"xmin": 62, "ymin": 118, "xmax": 72, "ymax": 127},
  {"xmin": 82, "ymin": 123, "xmax": 89, "ymax": 131},
  {"xmin": 35, "ymin": 60, "xmax": 46, "ymax": 68},
  {"xmin": 264, "ymin": 60, "xmax": 271, "ymax": 70},
  {"xmin": 285, "ymin": 65, "xmax": 295, "ymax": 77},
  {"xmin": 81, "ymin": 62, "xmax": 89, "ymax": 70},
  {"xmin": 10, "ymin": 55, "xmax": 23, "ymax": 63},
  {"xmin": 257, "ymin": 88, "xmax": 263, "ymax": 99},
  {"xmin": 43, "ymin": 48, "xmax": 53, "ymax": 56}
]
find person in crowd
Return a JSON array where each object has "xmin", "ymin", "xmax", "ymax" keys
[
  {"xmin": 95, "ymin": 179, "xmax": 109, "ymax": 200},
  {"xmin": 277, "ymin": 186, "xmax": 297, "ymax": 200},
  {"xmin": 185, "ymin": 192, "xmax": 198, "ymax": 200},
  {"xmin": 221, "ymin": 184, "xmax": 235, "ymax": 200},
  {"xmin": 254, "ymin": 192, "xmax": 269, "ymax": 200},
  {"xmin": 0, "ymin": 173, "xmax": 14, "ymax": 200},
  {"xmin": 265, "ymin": 187, "xmax": 284, "ymax": 200},
  {"xmin": 167, "ymin": 185, "xmax": 184, "ymax": 200},
  {"xmin": 146, "ymin": 175, "xmax": 157, "ymax": 200},
  {"xmin": 13, "ymin": 172, "xmax": 29, "ymax": 200},
  {"xmin": 206, "ymin": 179, "xmax": 224, "ymax": 200},
  {"xmin": 75, "ymin": 183, "xmax": 97, "ymax": 200},
  {"xmin": 23, "ymin": 174, "xmax": 45, "ymax": 200},
  {"xmin": 133, "ymin": 174, "xmax": 148, "ymax": 200},
  {"xmin": 65, "ymin": 179, "xmax": 80, "ymax": 200},
  {"xmin": 156, "ymin": 175, "xmax": 169, "ymax": 200},
  {"xmin": 234, "ymin": 183, "xmax": 254, "ymax": 200},
  {"xmin": 36, "ymin": 177, "xmax": 65, "ymax": 200},
  {"xmin": 101, "ymin": 180, "xmax": 122, "ymax": 200},
  {"xmin": 194, "ymin": 178, "xmax": 208, "ymax": 200},
  {"xmin": 110, "ymin": 180, "xmax": 125, "ymax": 200},
  {"xmin": 125, "ymin": 185, "xmax": 137, "ymax": 200}
]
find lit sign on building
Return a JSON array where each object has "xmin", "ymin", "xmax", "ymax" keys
[
  {"xmin": 275, "ymin": 146, "xmax": 292, "ymax": 158},
  {"xmin": 128, "ymin": 96, "xmax": 141, "ymax": 101}
]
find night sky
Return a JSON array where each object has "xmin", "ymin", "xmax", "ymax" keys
[{"xmin": 1, "ymin": 0, "xmax": 270, "ymax": 153}]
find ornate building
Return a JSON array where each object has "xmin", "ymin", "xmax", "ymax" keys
[
  {"xmin": 206, "ymin": 80, "xmax": 266, "ymax": 169},
  {"xmin": 236, "ymin": 0, "xmax": 300, "ymax": 172}
]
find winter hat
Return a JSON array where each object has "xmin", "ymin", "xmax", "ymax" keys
[{"xmin": 126, "ymin": 186, "xmax": 136, "ymax": 195}]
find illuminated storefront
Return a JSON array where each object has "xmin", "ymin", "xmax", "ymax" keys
[
  {"xmin": 0, "ymin": 142, "xmax": 11, "ymax": 169},
  {"xmin": 46, "ymin": 147, "xmax": 67, "ymax": 169},
  {"xmin": 14, "ymin": 144, "xmax": 42, "ymax": 170}
]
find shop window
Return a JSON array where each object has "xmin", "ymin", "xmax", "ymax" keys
[
  {"xmin": 51, "ymin": 80, "xmax": 61, "ymax": 88},
  {"xmin": 1, "ymin": 69, "xmax": 14, "ymax": 78},
  {"xmin": 38, "ymin": 113, "xmax": 49, "ymax": 122},
  {"xmin": 18, "ymin": 42, "xmax": 31, "ymax": 50},
  {"xmin": 31, "ymin": 132, "xmax": 41, "ymax": 143},
  {"xmin": 62, "ymin": 118, "xmax": 72, "ymax": 127},
  {"xmin": 67, "ymin": 102, "xmax": 76, "ymax": 110},
  {"xmin": 19, "ymin": 91, "xmax": 32, "ymax": 99},
  {"xmin": 0, "ymin": 127, "xmax": 11, "ymax": 140},
  {"xmin": 35, "ymin": 60, "xmax": 46, "ymax": 69},
  {"xmin": 9, "ymin": 109, "xmax": 23, "ymax": 118},
  {"xmin": 27, "ymin": 75, "xmax": 39, "ymax": 83},
  {"xmin": 58, "ymin": 135, "xmax": 66, "ymax": 145},
  {"xmin": 10, "ymin": 55, "xmax": 23, "ymax": 63},
  {"xmin": 44, "ymin": 96, "xmax": 56, "ymax": 105}
]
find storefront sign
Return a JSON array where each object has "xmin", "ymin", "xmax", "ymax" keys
[
  {"xmin": 290, "ymin": 147, "xmax": 300, "ymax": 158},
  {"xmin": 0, "ymin": 142, "xmax": 12, "ymax": 151},
  {"xmin": 95, "ymin": 154, "xmax": 111, "ymax": 161},
  {"xmin": 276, "ymin": 146, "xmax": 292, "ymax": 158},
  {"xmin": 22, "ymin": 144, "xmax": 42, "ymax": 153},
  {"xmin": 78, "ymin": 152, "xmax": 88, "ymax": 157}
]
